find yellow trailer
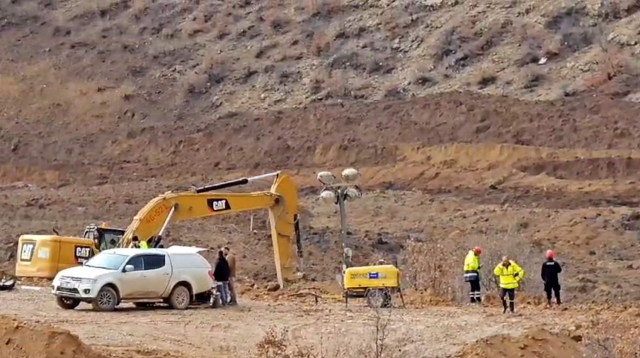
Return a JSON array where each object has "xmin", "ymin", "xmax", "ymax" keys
[{"xmin": 342, "ymin": 264, "xmax": 405, "ymax": 308}]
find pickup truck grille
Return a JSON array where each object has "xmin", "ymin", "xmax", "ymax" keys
[{"xmin": 56, "ymin": 287, "xmax": 80, "ymax": 294}]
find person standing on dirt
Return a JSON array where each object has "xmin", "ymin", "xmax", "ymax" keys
[
  {"xmin": 223, "ymin": 246, "xmax": 237, "ymax": 305},
  {"xmin": 541, "ymin": 250, "xmax": 562, "ymax": 307},
  {"xmin": 213, "ymin": 250, "xmax": 231, "ymax": 306},
  {"xmin": 493, "ymin": 256, "xmax": 524, "ymax": 314},
  {"xmin": 463, "ymin": 247, "xmax": 483, "ymax": 304}
]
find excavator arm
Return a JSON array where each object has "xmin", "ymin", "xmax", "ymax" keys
[{"xmin": 119, "ymin": 172, "xmax": 301, "ymax": 288}]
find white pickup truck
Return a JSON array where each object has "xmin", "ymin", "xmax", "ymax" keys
[{"xmin": 52, "ymin": 246, "xmax": 218, "ymax": 311}]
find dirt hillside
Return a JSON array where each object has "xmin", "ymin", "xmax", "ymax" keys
[{"xmin": 1, "ymin": 0, "xmax": 640, "ymax": 122}]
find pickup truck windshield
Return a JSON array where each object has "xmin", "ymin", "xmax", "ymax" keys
[{"xmin": 84, "ymin": 253, "xmax": 128, "ymax": 270}]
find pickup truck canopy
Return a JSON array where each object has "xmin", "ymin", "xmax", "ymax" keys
[{"xmin": 164, "ymin": 246, "xmax": 209, "ymax": 254}]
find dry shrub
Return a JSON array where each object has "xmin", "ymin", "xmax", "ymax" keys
[
  {"xmin": 382, "ymin": 82, "xmax": 405, "ymax": 99},
  {"xmin": 545, "ymin": 6, "xmax": 595, "ymax": 53},
  {"xmin": 253, "ymin": 308, "xmax": 406, "ymax": 358},
  {"xmin": 400, "ymin": 240, "xmax": 463, "ymax": 300},
  {"xmin": 433, "ymin": 18, "xmax": 510, "ymax": 69},
  {"xmin": 399, "ymin": 223, "xmax": 542, "ymax": 303},
  {"xmin": 585, "ymin": 319, "xmax": 640, "ymax": 358},
  {"xmin": 310, "ymin": 31, "xmax": 332, "ymax": 57},
  {"xmin": 254, "ymin": 329, "xmax": 317, "ymax": 358},
  {"xmin": 325, "ymin": 70, "xmax": 350, "ymax": 98},
  {"xmin": 598, "ymin": 0, "xmax": 640, "ymax": 20},
  {"xmin": 514, "ymin": 21, "xmax": 561, "ymax": 66},
  {"xmin": 474, "ymin": 68, "xmax": 498, "ymax": 89},
  {"xmin": 305, "ymin": 0, "xmax": 344, "ymax": 17},
  {"xmin": 180, "ymin": 18, "xmax": 210, "ymax": 37},
  {"xmin": 410, "ymin": 62, "xmax": 437, "ymax": 87},
  {"xmin": 582, "ymin": 39, "xmax": 640, "ymax": 97},
  {"xmin": 184, "ymin": 73, "xmax": 210, "ymax": 94},
  {"xmin": 130, "ymin": 0, "xmax": 149, "ymax": 18},
  {"xmin": 307, "ymin": 70, "xmax": 326, "ymax": 96},
  {"xmin": 519, "ymin": 67, "xmax": 545, "ymax": 89},
  {"xmin": 598, "ymin": 42, "xmax": 637, "ymax": 80},
  {"xmin": 182, "ymin": 56, "xmax": 227, "ymax": 95},
  {"xmin": 264, "ymin": 8, "xmax": 291, "ymax": 34}
]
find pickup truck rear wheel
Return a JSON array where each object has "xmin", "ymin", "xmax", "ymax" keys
[
  {"xmin": 168, "ymin": 285, "xmax": 190, "ymax": 310},
  {"xmin": 56, "ymin": 296, "xmax": 80, "ymax": 310},
  {"xmin": 91, "ymin": 286, "xmax": 118, "ymax": 311}
]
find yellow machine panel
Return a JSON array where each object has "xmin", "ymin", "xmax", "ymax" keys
[
  {"xmin": 343, "ymin": 265, "xmax": 400, "ymax": 291},
  {"xmin": 15, "ymin": 235, "xmax": 97, "ymax": 279}
]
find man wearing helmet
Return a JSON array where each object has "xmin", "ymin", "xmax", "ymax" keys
[
  {"xmin": 463, "ymin": 247, "xmax": 483, "ymax": 304},
  {"xmin": 541, "ymin": 249, "xmax": 562, "ymax": 307}
]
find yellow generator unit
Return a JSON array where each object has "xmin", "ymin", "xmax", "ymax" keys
[
  {"xmin": 15, "ymin": 235, "xmax": 98, "ymax": 279},
  {"xmin": 343, "ymin": 265, "xmax": 405, "ymax": 308}
]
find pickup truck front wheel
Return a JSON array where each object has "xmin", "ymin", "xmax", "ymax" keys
[
  {"xmin": 169, "ymin": 285, "xmax": 191, "ymax": 310},
  {"xmin": 56, "ymin": 296, "xmax": 80, "ymax": 310},
  {"xmin": 92, "ymin": 286, "xmax": 118, "ymax": 311}
]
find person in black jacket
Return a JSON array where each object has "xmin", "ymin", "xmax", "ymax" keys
[
  {"xmin": 213, "ymin": 250, "xmax": 231, "ymax": 306},
  {"xmin": 541, "ymin": 250, "xmax": 562, "ymax": 306}
]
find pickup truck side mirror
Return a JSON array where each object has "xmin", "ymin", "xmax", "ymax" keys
[{"xmin": 124, "ymin": 265, "xmax": 134, "ymax": 272}]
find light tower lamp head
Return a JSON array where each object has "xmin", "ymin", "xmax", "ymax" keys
[
  {"xmin": 319, "ymin": 189, "xmax": 337, "ymax": 204},
  {"xmin": 343, "ymin": 186, "xmax": 362, "ymax": 201},
  {"xmin": 317, "ymin": 171, "xmax": 336, "ymax": 185},
  {"xmin": 341, "ymin": 168, "xmax": 359, "ymax": 183}
]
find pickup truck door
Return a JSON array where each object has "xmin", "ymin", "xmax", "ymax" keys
[
  {"xmin": 119, "ymin": 255, "xmax": 148, "ymax": 298},
  {"xmin": 120, "ymin": 254, "xmax": 171, "ymax": 298},
  {"xmin": 141, "ymin": 253, "xmax": 172, "ymax": 297}
]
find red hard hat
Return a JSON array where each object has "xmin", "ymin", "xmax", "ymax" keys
[
  {"xmin": 546, "ymin": 250, "xmax": 554, "ymax": 259},
  {"xmin": 473, "ymin": 247, "xmax": 482, "ymax": 255}
]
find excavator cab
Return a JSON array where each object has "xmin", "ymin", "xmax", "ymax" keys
[
  {"xmin": 15, "ymin": 224, "xmax": 125, "ymax": 279},
  {"xmin": 82, "ymin": 224, "xmax": 124, "ymax": 251}
]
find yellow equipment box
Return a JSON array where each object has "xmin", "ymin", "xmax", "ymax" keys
[
  {"xmin": 343, "ymin": 265, "xmax": 400, "ymax": 291},
  {"xmin": 15, "ymin": 235, "xmax": 98, "ymax": 279}
]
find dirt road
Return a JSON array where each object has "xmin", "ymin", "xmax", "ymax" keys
[{"xmin": 0, "ymin": 288, "xmax": 584, "ymax": 358}]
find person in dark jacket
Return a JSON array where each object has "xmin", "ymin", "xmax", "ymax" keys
[
  {"xmin": 213, "ymin": 250, "xmax": 231, "ymax": 306},
  {"xmin": 541, "ymin": 250, "xmax": 562, "ymax": 306}
]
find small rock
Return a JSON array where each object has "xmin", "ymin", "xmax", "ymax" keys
[{"xmin": 570, "ymin": 334, "xmax": 583, "ymax": 342}]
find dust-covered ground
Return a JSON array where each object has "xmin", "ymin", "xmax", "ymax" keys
[{"xmin": 0, "ymin": 288, "xmax": 596, "ymax": 358}]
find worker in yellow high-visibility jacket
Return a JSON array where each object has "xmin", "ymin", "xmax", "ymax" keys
[
  {"xmin": 129, "ymin": 236, "xmax": 148, "ymax": 249},
  {"xmin": 494, "ymin": 256, "xmax": 524, "ymax": 314},
  {"xmin": 463, "ymin": 247, "xmax": 482, "ymax": 304}
]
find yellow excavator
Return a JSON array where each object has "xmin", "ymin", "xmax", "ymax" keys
[{"xmin": 15, "ymin": 171, "xmax": 304, "ymax": 288}]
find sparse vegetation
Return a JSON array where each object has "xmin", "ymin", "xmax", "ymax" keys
[
  {"xmin": 4, "ymin": 0, "xmax": 640, "ymax": 115},
  {"xmin": 398, "ymin": 221, "xmax": 543, "ymax": 303},
  {"xmin": 254, "ymin": 305, "xmax": 405, "ymax": 358}
]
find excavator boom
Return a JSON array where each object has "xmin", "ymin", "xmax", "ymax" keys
[
  {"xmin": 119, "ymin": 172, "xmax": 301, "ymax": 288},
  {"xmin": 121, "ymin": 192, "xmax": 278, "ymax": 246}
]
